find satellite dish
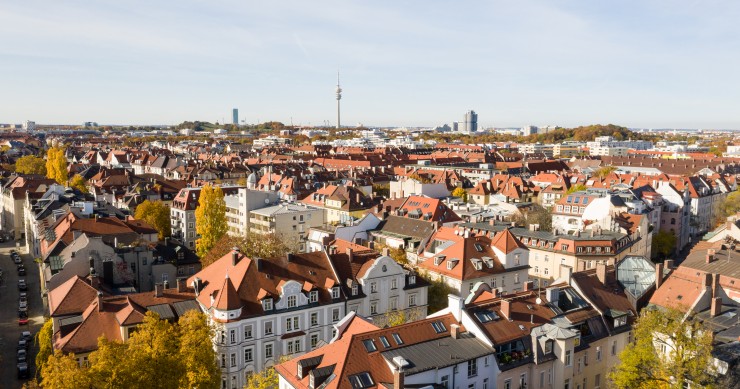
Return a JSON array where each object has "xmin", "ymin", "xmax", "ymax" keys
[
  {"xmin": 535, "ymin": 298, "xmax": 542, "ymax": 305},
  {"xmin": 265, "ymin": 198, "xmax": 270, "ymax": 204}
]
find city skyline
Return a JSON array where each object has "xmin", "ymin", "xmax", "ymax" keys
[{"xmin": 2, "ymin": 1, "xmax": 740, "ymax": 128}]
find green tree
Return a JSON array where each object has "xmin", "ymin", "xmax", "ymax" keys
[
  {"xmin": 134, "ymin": 200, "xmax": 172, "ymax": 240},
  {"xmin": 177, "ymin": 310, "xmax": 221, "ymax": 389},
  {"xmin": 195, "ymin": 184, "xmax": 227, "ymax": 257},
  {"xmin": 35, "ymin": 319, "xmax": 54, "ymax": 377},
  {"xmin": 373, "ymin": 183, "xmax": 390, "ymax": 198},
  {"xmin": 713, "ymin": 191, "xmax": 740, "ymax": 226},
  {"xmin": 199, "ymin": 231, "xmax": 297, "ymax": 268},
  {"xmin": 421, "ymin": 271, "xmax": 452, "ymax": 313},
  {"xmin": 15, "ymin": 155, "xmax": 47, "ymax": 175},
  {"xmin": 566, "ymin": 183, "xmax": 588, "ymax": 194},
  {"xmin": 609, "ymin": 308, "xmax": 717, "ymax": 389},
  {"xmin": 45, "ymin": 147, "xmax": 68, "ymax": 184},
  {"xmin": 653, "ymin": 230, "xmax": 677, "ymax": 260},
  {"xmin": 525, "ymin": 204, "xmax": 553, "ymax": 233},
  {"xmin": 69, "ymin": 174, "xmax": 89, "ymax": 193},
  {"xmin": 593, "ymin": 165, "xmax": 618, "ymax": 179},
  {"xmin": 452, "ymin": 187, "xmax": 468, "ymax": 202}
]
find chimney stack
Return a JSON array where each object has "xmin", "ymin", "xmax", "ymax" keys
[
  {"xmin": 232, "ymin": 247, "xmax": 240, "ymax": 266},
  {"xmin": 711, "ymin": 296, "xmax": 722, "ymax": 317},
  {"xmin": 706, "ymin": 249, "xmax": 715, "ymax": 263},
  {"xmin": 664, "ymin": 259, "xmax": 674, "ymax": 270},
  {"xmin": 154, "ymin": 283, "xmax": 164, "ymax": 298},
  {"xmin": 655, "ymin": 263, "xmax": 664, "ymax": 289},
  {"xmin": 450, "ymin": 324, "xmax": 460, "ymax": 339},
  {"xmin": 97, "ymin": 291, "xmax": 103, "ymax": 312},
  {"xmin": 501, "ymin": 299, "xmax": 511, "ymax": 320},
  {"xmin": 382, "ymin": 247, "xmax": 390, "ymax": 257},
  {"xmin": 176, "ymin": 277, "xmax": 186, "ymax": 292},
  {"xmin": 346, "ymin": 247, "xmax": 354, "ymax": 262},
  {"xmin": 596, "ymin": 263, "xmax": 607, "ymax": 285},
  {"xmin": 393, "ymin": 362, "xmax": 405, "ymax": 389},
  {"xmin": 287, "ymin": 253, "xmax": 294, "ymax": 262},
  {"xmin": 523, "ymin": 281, "xmax": 534, "ymax": 292}
]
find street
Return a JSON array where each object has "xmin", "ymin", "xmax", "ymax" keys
[{"xmin": 0, "ymin": 241, "xmax": 45, "ymax": 388}]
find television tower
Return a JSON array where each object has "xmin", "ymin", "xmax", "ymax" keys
[{"xmin": 335, "ymin": 71, "xmax": 342, "ymax": 129}]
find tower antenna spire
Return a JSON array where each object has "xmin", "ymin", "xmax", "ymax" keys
[{"xmin": 335, "ymin": 70, "xmax": 342, "ymax": 129}]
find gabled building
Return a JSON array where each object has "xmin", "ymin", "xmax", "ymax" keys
[{"xmin": 300, "ymin": 184, "xmax": 374, "ymax": 224}]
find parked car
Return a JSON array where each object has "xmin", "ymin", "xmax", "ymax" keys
[
  {"xmin": 17, "ymin": 339, "xmax": 28, "ymax": 351},
  {"xmin": 18, "ymin": 311, "xmax": 28, "ymax": 325},
  {"xmin": 17, "ymin": 279, "xmax": 27, "ymax": 291},
  {"xmin": 19, "ymin": 300, "xmax": 27, "ymax": 311},
  {"xmin": 20, "ymin": 331, "xmax": 32, "ymax": 341},
  {"xmin": 19, "ymin": 292, "xmax": 27, "ymax": 302},
  {"xmin": 10, "ymin": 249, "xmax": 18, "ymax": 255},
  {"xmin": 17, "ymin": 266, "xmax": 25, "ymax": 276},
  {"xmin": 17, "ymin": 362, "xmax": 29, "ymax": 379},
  {"xmin": 16, "ymin": 349, "xmax": 27, "ymax": 364}
]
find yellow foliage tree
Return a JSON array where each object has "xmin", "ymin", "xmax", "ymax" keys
[
  {"xmin": 452, "ymin": 187, "xmax": 468, "ymax": 202},
  {"xmin": 69, "ymin": 174, "xmax": 89, "ymax": 193},
  {"xmin": 15, "ymin": 155, "xmax": 47, "ymax": 175},
  {"xmin": 40, "ymin": 351, "xmax": 91, "ymax": 389},
  {"xmin": 195, "ymin": 184, "xmax": 227, "ymax": 257},
  {"xmin": 35, "ymin": 319, "xmax": 54, "ymax": 375},
  {"xmin": 178, "ymin": 310, "xmax": 221, "ymax": 389},
  {"xmin": 45, "ymin": 147, "xmax": 68, "ymax": 184},
  {"xmin": 134, "ymin": 200, "xmax": 171, "ymax": 240}
]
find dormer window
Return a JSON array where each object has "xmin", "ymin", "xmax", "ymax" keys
[
  {"xmin": 262, "ymin": 298, "xmax": 273, "ymax": 311},
  {"xmin": 351, "ymin": 284, "xmax": 358, "ymax": 296},
  {"xmin": 287, "ymin": 295, "xmax": 297, "ymax": 308},
  {"xmin": 545, "ymin": 340, "xmax": 553, "ymax": 354},
  {"xmin": 309, "ymin": 290, "xmax": 318, "ymax": 303},
  {"xmin": 614, "ymin": 316, "xmax": 627, "ymax": 328},
  {"xmin": 331, "ymin": 287, "xmax": 340, "ymax": 299},
  {"xmin": 409, "ymin": 275, "xmax": 416, "ymax": 285}
]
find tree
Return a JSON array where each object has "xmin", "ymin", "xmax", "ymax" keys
[
  {"xmin": 40, "ymin": 350, "xmax": 91, "ymax": 389},
  {"xmin": 134, "ymin": 200, "xmax": 172, "ymax": 240},
  {"xmin": 566, "ymin": 183, "xmax": 588, "ymax": 194},
  {"xmin": 524, "ymin": 204, "xmax": 553, "ymax": 233},
  {"xmin": 245, "ymin": 360, "xmax": 287, "ymax": 389},
  {"xmin": 35, "ymin": 319, "xmax": 54, "ymax": 377},
  {"xmin": 375, "ymin": 243, "xmax": 408, "ymax": 265},
  {"xmin": 421, "ymin": 271, "xmax": 452, "ymax": 313},
  {"xmin": 45, "ymin": 147, "xmax": 68, "ymax": 184},
  {"xmin": 125, "ymin": 312, "xmax": 184, "ymax": 388},
  {"xmin": 87, "ymin": 337, "xmax": 133, "ymax": 388},
  {"xmin": 593, "ymin": 165, "xmax": 618, "ymax": 179},
  {"xmin": 15, "ymin": 155, "xmax": 47, "ymax": 175},
  {"xmin": 383, "ymin": 309, "xmax": 423, "ymax": 327},
  {"xmin": 178, "ymin": 310, "xmax": 221, "ymax": 389},
  {"xmin": 373, "ymin": 183, "xmax": 390, "ymax": 198},
  {"xmin": 609, "ymin": 308, "xmax": 717, "ymax": 389},
  {"xmin": 408, "ymin": 173, "xmax": 432, "ymax": 184},
  {"xmin": 653, "ymin": 230, "xmax": 677, "ymax": 260},
  {"xmin": 198, "ymin": 231, "xmax": 297, "ymax": 268},
  {"xmin": 713, "ymin": 191, "xmax": 740, "ymax": 227},
  {"xmin": 452, "ymin": 187, "xmax": 468, "ymax": 202},
  {"xmin": 69, "ymin": 174, "xmax": 89, "ymax": 193},
  {"xmin": 195, "ymin": 184, "xmax": 227, "ymax": 257}
]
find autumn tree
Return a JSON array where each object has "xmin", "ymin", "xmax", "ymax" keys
[
  {"xmin": 35, "ymin": 319, "xmax": 54, "ymax": 377},
  {"xmin": 15, "ymin": 155, "xmax": 47, "ymax": 175},
  {"xmin": 134, "ymin": 200, "xmax": 172, "ymax": 240},
  {"xmin": 177, "ymin": 310, "xmax": 221, "ymax": 389},
  {"xmin": 566, "ymin": 183, "xmax": 588, "ymax": 194},
  {"xmin": 524, "ymin": 204, "xmax": 553, "ymax": 233},
  {"xmin": 452, "ymin": 187, "xmax": 468, "ymax": 202},
  {"xmin": 199, "ymin": 231, "xmax": 297, "ymax": 268},
  {"xmin": 609, "ymin": 308, "xmax": 717, "ymax": 389},
  {"xmin": 195, "ymin": 184, "xmax": 227, "ymax": 257},
  {"xmin": 45, "ymin": 147, "xmax": 68, "ymax": 184},
  {"xmin": 420, "ymin": 271, "xmax": 452, "ymax": 313},
  {"xmin": 713, "ymin": 191, "xmax": 740, "ymax": 227},
  {"xmin": 652, "ymin": 230, "xmax": 677, "ymax": 260},
  {"xmin": 593, "ymin": 165, "xmax": 618, "ymax": 179},
  {"xmin": 245, "ymin": 357, "xmax": 291, "ymax": 389},
  {"xmin": 40, "ymin": 351, "xmax": 91, "ymax": 389},
  {"xmin": 69, "ymin": 174, "xmax": 89, "ymax": 193}
]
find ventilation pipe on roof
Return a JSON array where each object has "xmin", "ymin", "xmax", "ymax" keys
[
  {"xmin": 655, "ymin": 263, "xmax": 664, "ymax": 290},
  {"xmin": 154, "ymin": 283, "xmax": 163, "ymax": 298}
]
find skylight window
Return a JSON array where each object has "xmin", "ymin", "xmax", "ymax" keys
[
  {"xmin": 431, "ymin": 321, "xmax": 447, "ymax": 333},
  {"xmin": 474, "ymin": 310, "xmax": 500, "ymax": 323},
  {"xmin": 474, "ymin": 243, "xmax": 484, "ymax": 252},
  {"xmin": 362, "ymin": 339, "xmax": 377, "ymax": 352},
  {"xmin": 349, "ymin": 372, "xmax": 374, "ymax": 389},
  {"xmin": 379, "ymin": 336, "xmax": 391, "ymax": 348},
  {"xmin": 392, "ymin": 333, "xmax": 403, "ymax": 345}
]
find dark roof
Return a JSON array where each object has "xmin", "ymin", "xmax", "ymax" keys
[
  {"xmin": 376, "ymin": 216, "xmax": 436, "ymax": 241},
  {"xmin": 380, "ymin": 333, "xmax": 492, "ymax": 375}
]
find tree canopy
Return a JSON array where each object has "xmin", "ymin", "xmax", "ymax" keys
[
  {"xmin": 713, "ymin": 191, "xmax": 740, "ymax": 227},
  {"xmin": 652, "ymin": 230, "xmax": 677, "ymax": 260},
  {"xmin": 40, "ymin": 310, "xmax": 220, "ymax": 389},
  {"xmin": 195, "ymin": 184, "xmax": 227, "ymax": 257},
  {"xmin": 199, "ymin": 231, "xmax": 298, "ymax": 268},
  {"xmin": 452, "ymin": 187, "xmax": 468, "ymax": 202},
  {"xmin": 69, "ymin": 174, "xmax": 89, "ymax": 193},
  {"xmin": 609, "ymin": 308, "xmax": 717, "ymax": 389},
  {"xmin": 134, "ymin": 200, "xmax": 171, "ymax": 240},
  {"xmin": 566, "ymin": 183, "xmax": 588, "ymax": 194},
  {"xmin": 15, "ymin": 155, "xmax": 47, "ymax": 175},
  {"xmin": 45, "ymin": 147, "xmax": 68, "ymax": 184}
]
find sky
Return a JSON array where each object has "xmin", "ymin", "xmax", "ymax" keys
[{"xmin": 1, "ymin": 1, "xmax": 740, "ymax": 129}]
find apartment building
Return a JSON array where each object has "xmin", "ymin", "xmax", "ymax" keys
[{"xmin": 248, "ymin": 203, "xmax": 324, "ymax": 252}]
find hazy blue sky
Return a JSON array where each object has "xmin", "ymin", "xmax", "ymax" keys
[{"xmin": 1, "ymin": 1, "xmax": 739, "ymax": 128}]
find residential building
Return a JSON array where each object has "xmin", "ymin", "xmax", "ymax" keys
[
  {"xmin": 223, "ymin": 188, "xmax": 280, "ymax": 237},
  {"xmin": 1, "ymin": 175, "xmax": 56, "ymax": 240},
  {"xmin": 300, "ymin": 184, "xmax": 374, "ymax": 224},
  {"xmin": 248, "ymin": 203, "xmax": 325, "ymax": 252}
]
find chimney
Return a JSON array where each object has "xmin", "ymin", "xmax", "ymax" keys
[
  {"xmin": 501, "ymin": 299, "xmax": 511, "ymax": 320},
  {"xmin": 393, "ymin": 358, "xmax": 406, "ymax": 389},
  {"xmin": 287, "ymin": 253, "xmax": 294, "ymax": 263},
  {"xmin": 489, "ymin": 219, "xmax": 495, "ymax": 226},
  {"xmin": 703, "ymin": 273, "xmax": 712, "ymax": 288},
  {"xmin": 154, "ymin": 283, "xmax": 164, "ymax": 298},
  {"xmin": 450, "ymin": 324, "xmax": 460, "ymax": 339},
  {"xmin": 176, "ymin": 277, "xmax": 186, "ymax": 292},
  {"xmin": 356, "ymin": 192, "xmax": 361, "ymax": 204},
  {"xmin": 346, "ymin": 247, "xmax": 353, "ymax": 262},
  {"xmin": 710, "ymin": 296, "xmax": 722, "ymax": 317},
  {"xmin": 596, "ymin": 263, "xmax": 607, "ymax": 285},
  {"xmin": 664, "ymin": 259, "xmax": 674, "ymax": 270},
  {"xmin": 382, "ymin": 247, "xmax": 390, "ymax": 257},
  {"xmin": 97, "ymin": 291, "xmax": 103, "ymax": 312},
  {"xmin": 491, "ymin": 288, "xmax": 499, "ymax": 299},
  {"xmin": 712, "ymin": 273, "xmax": 720, "ymax": 298},
  {"xmin": 89, "ymin": 256, "xmax": 96, "ymax": 277},
  {"xmin": 232, "ymin": 247, "xmax": 240, "ymax": 266},
  {"xmin": 655, "ymin": 263, "xmax": 664, "ymax": 289},
  {"xmin": 706, "ymin": 249, "xmax": 715, "ymax": 263},
  {"xmin": 523, "ymin": 281, "xmax": 534, "ymax": 292}
]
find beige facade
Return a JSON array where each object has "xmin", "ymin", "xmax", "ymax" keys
[{"xmin": 249, "ymin": 203, "xmax": 325, "ymax": 252}]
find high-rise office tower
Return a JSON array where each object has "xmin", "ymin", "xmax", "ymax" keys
[
  {"xmin": 232, "ymin": 108, "xmax": 239, "ymax": 125},
  {"xmin": 463, "ymin": 110, "xmax": 478, "ymax": 133}
]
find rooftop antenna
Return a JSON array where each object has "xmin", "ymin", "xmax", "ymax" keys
[{"xmin": 335, "ymin": 70, "xmax": 342, "ymax": 129}]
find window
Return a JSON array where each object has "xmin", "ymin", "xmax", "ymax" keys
[
  {"xmin": 514, "ymin": 273, "xmax": 520, "ymax": 284},
  {"xmin": 595, "ymin": 374, "xmax": 601, "ymax": 388},
  {"xmin": 264, "ymin": 321, "xmax": 273, "ymax": 336},
  {"xmin": 611, "ymin": 340, "xmax": 617, "ymax": 356},
  {"xmin": 332, "ymin": 308, "xmax": 340, "ymax": 322},
  {"xmin": 596, "ymin": 346, "xmax": 602, "ymax": 361},
  {"xmin": 544, "ymin": 268, "xmax": 549, "ymax": 275},
  {"xmin": 379, "ymin": 336, "xmax": 391, "ymax": 348},
  {"xmin": 408, "ymin": 294, "xmax": 417, "ymax": 307},
  {"xmin": 265, "ymin": 343, "xmax": 273, "ymax": 358},
  {"xmin": 468, "ymin": 384, "xmax": 475, "ymax": 389},
  {"xmin": 310, "ymin": 291, "xmax": 318, "ymax": 303},
  {"xmin": 287, "ymin": 295, "xmax": 297, "ymax": 308},
  {"xmin": 287, "ymin": 339, "xmax": 301, "ymax": 354},
  {"xmin": 231, "ymin": 353, "xmax": 236, "ymax": 367},
  {"xmin": 370, "ymin": 302, "xmax": 378, "ymax": 315},
  {"xmin": 409, "ymin": 275, "xmax": 416, "ymax": 284},
  {"xmin": 362, "ymin": 339, "xmax": 377, "ymax": 352},
  {"xmin": 262, "ymin": 299, "xmax": 273, "ymax": 311},
  {"xmin": 504, "ymin": 379, "xmax": 511, "ymax": 389},
  {"xmin": 286, "ymin": 316, "xmax": 299, "ymax": 332},
  {"xmin": 467, "ymin": 359, "xmax": 477, "ymax": 378},
  {"xmin": 310, "ymin": 312, "xmax": 318, "ymax": 327},
  {"xmin": 392, "ymin": 333, "xmax": 403, "ymax": 345},
  {"xmin": 540, "ymin": 371, "xmax": 545, "ymax": 388},
  {"xmin": 565, "ymin": 350, "xmax": 572, "ymax": 366},
  {"xmin": 441, "ymin": 375, "xmax": 449, "ymax": 389},
  {"xmin": 349, "ymin": 373, "xmax": 374, "ymax": 389},
  {"xmin": 545, "ymin": 340, "xmax": 553, "ymax": 354},
  {"xmin": 331, "ymin": 287, "xmax": 340, "ymax": 299},
  {"xmin": 244, "ymin": 347, "xmax": 253, "ymax": 362},
  {"xmin": 230, "ymin": 330, "xmax": 236, "ymax": 344},
  {"xmin": 520, "ymin": 374, "xmax": 527, "ymax": 388},
  {"xmin": 370, "ymin": 282, "xmax": 377, "ymax": 293},
  {"xmin": 244, "ymin": 325, "xmax": 253, "ymax": 339},
  {"xmin": 310, "ymin": 333, "xmax": 319, "ymax": 349},
  {"xmin": 564, "ymin": 379, "xmax": 570, "ymax": 389},
  {"xmin": 221, "ymin": 354, "xmax": 226, "ymax": 368},
  {"xmin": 431, "ymin": 321, "xmax": 447, "ymax": 333},
  {"xmin": 389, "ymin": 298, "xmax": 397, "ymax": 311},
  {"xmin": 351, "ymin": 284, "xmax": 358, "ymax": 296}
]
